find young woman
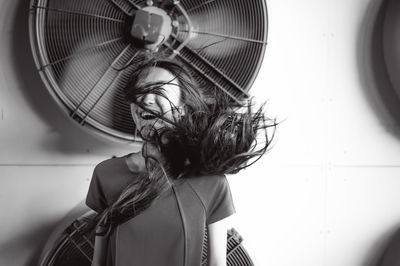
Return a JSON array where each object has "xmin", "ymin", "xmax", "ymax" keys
[{"xmin": 86, "ymin": 56, "xmax": 274, "ymax": 266}]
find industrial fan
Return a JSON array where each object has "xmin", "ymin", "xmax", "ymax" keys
[
  {"xmin": 29, "ymin": 0, "xmax": 268, "ymax": 142},
  {"xmin": 383, "ymin": 0, "xmax": 400, "ymax": 101}
]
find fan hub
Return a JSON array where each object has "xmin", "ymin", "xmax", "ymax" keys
[{"xmin": 130, "ymin": 7, "xmax": 172, "ymax": 50}]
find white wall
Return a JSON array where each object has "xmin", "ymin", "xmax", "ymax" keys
[{"xmin": 1, "ymin": 0, "xmax": 400, "ymax": 265}]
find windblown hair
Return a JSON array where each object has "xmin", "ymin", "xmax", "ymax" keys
[{"xmin": 95, "ymin": 56, "xmax": 276, "ymax": 236}]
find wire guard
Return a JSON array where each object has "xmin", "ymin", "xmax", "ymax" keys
[{"xmin": 29, "ymin": 0, "xmax": 268, "ymax": 141}]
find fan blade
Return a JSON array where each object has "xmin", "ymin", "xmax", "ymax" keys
[
  {"xmin": 42, "ymin": 0, "xmax": 126, "ymax": 20},
  {"xmin": 168, "ymin": 36, "xmax": 249, "ymax": 97},
  {"xmin": 170, "ymin": 0, "xmax": 267, "ymax": 95},
  {"xmin": 32, "ymin": 5, "xmax": 125, "ymax": 22},
  {"xmin": 187, "ymin": 0, "xmax": 265, "ymax": 37},
  {"xmin": 35, "ymin": 0, "xmax": 136, "ymax": 134},
  {"xmin": 40, "ymin": 37, "xmax": 123, "ymax": 70},
  {"xmin": 110, "ymin": 0, "xmax": 138, "ymax": 16},
  {"xmin": 56, "ymin": 37, "xmax": 136, "ymax": 133}
]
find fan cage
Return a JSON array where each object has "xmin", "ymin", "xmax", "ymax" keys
[{"xmin": 29, "ymin": 0, "xmax": 268, "ymax": 142}]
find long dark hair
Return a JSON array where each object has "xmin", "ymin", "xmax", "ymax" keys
[{"xmin": 95, "ymin": 56, "xmax": 276, "ymax": 236}]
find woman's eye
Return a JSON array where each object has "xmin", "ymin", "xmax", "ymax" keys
[{"xmin": 135, "ymin": 96, "xmax": 144, "ymax": 103}]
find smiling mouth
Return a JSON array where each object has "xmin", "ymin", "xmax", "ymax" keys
[{"xmin": 139, "ymin": 111, "xmax": 159, "ymax": 120}]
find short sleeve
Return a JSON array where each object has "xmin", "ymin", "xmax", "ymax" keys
[
  {"xmin": 186, "ymin": 175, "xmax": 235, "ymax": 225},
  {"xmin": 86, "ymin": 167, "xmax": 108, "ymax": 213},
  {"xmin": 86, "ymin": 156, "xmax": 139, "ymax": 213},
  {"xmin": 206, "ymin": 176, "xmax": 235, "ymax": 224}
]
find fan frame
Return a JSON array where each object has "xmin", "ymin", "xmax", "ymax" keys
[{"xmin": 29, "ymin": 0, "xmax": 269, "ymax": 143}]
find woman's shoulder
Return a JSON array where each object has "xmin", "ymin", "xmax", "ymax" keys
[
  {"xmin": 87, "ymin": 154, "xmax": 140, "ymax": 211},
  {"xmin": 184, "ymin": 174, "xmax": 230, "ymax": 200},
  {"xmin": 94, "ymin": 155, "xmax": 128, "ymax": 173},
  {"xmin": 93, "ymin": 154, "xmax": 142, "ymax": 186},
  {"xmin": 183, "ymin": 174, "xmax": 235, "ymax": 224}
]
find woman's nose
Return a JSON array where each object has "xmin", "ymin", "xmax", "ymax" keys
[{"xmin": 141, "ymin": 93, "xmax": 156, "ymax": 106}]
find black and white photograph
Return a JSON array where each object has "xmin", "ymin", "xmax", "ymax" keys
[{"xmin": 1, "ymin": 0, "xmax": 400, "ymax": 265}]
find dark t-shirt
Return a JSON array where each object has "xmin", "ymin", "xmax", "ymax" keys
[{"xmin": 86, "ymin": 155, "xmax": 235, "ymax": 266}]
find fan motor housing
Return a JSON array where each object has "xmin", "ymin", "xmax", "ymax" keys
[{"xmin": 130, "ymin": 7, "xmax": 172, "ymax": 50}]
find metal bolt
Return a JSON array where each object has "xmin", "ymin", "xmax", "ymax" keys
[{"xmin": 172, "ymin": 20, "xmax": 179, "ymax": 27}]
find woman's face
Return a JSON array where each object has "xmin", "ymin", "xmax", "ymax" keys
[{"xmin": 130, "ymin": 67, "xmax": 184, "ymax": 136}]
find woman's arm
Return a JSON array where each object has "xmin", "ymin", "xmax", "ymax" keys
[
  {"xmin": 208, "ymin": 218, "xmax": 228, "ymax": 266},
  {"xmin": 91, "ymin": 235, "xmax": 108, "ymax": 266}
]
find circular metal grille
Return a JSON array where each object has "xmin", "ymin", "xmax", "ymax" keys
[
  {"xmin": 383, "ymin": 0, "xmax": 400, "ymax": 101},
  {"xmin": 29, "ymin": 0, "xmax": 268, "ymax": 141}
]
